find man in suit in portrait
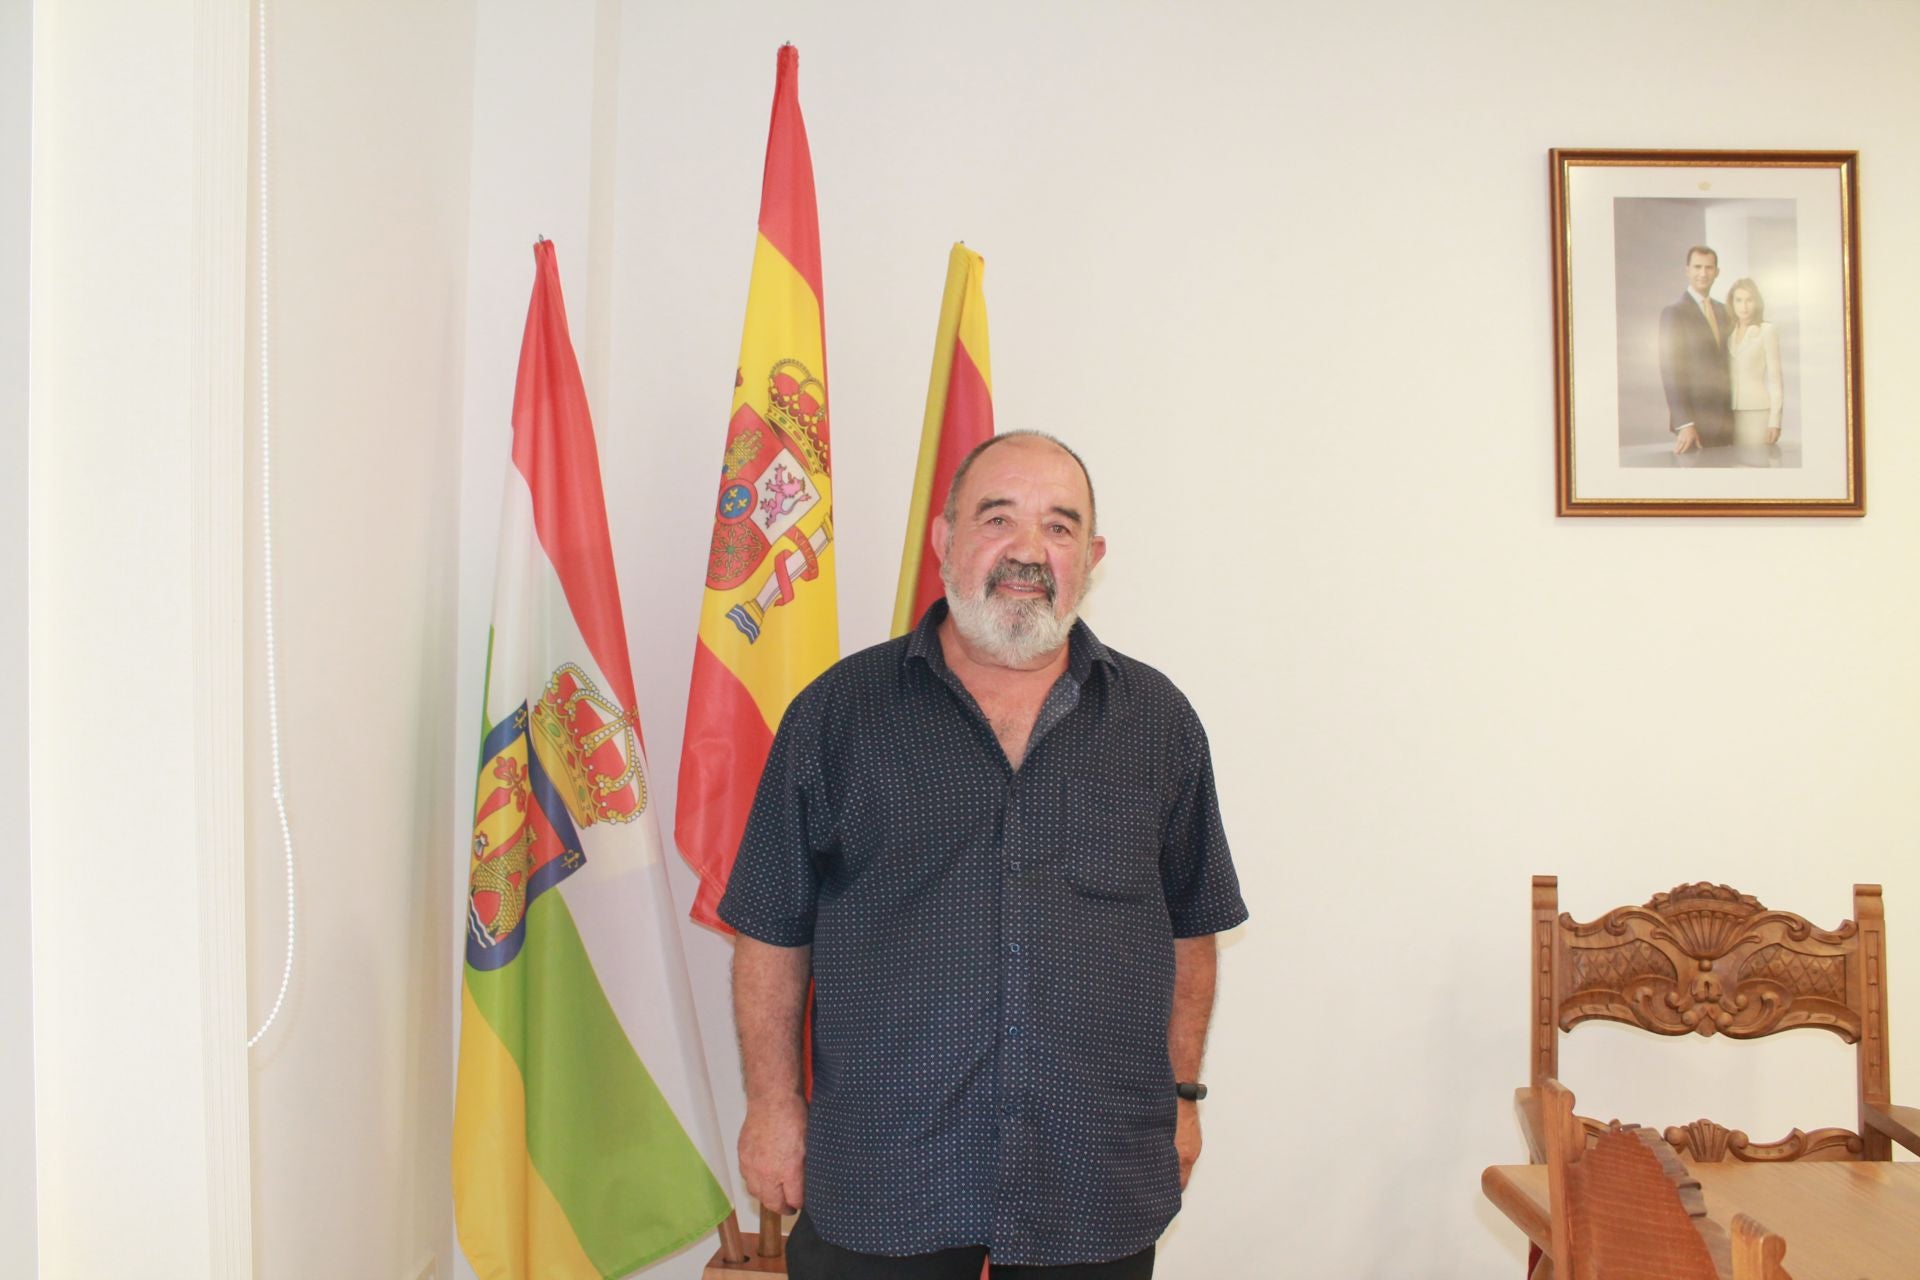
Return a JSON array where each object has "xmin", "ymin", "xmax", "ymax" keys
[{"xmin": 1660, "ymin": 245, "xmax": 1732, "ymax": 455}]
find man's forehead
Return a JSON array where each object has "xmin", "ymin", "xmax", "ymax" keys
[{"xmin": 963, "ymin": 439, "xmax": 1089, "ymax": 502}]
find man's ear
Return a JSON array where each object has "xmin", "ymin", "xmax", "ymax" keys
[
  {"xmin": 1089, "ymin": 534, "xmax": 1108, "ymax": 571},
  {"xmin": 931, "ymin": 514, "xmax": 952, "ymax": 567}
]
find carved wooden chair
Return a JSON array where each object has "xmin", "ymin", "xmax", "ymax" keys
[
  {"xmin": 1531, "ymin": 1078, "xmax": 1789, "ymax": 1280},
  {"xmin": 1520, "ymin": 877, "xmax": 1919, "ymax": 1166}
]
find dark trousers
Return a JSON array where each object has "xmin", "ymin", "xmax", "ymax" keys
[{"xmin": 787, "ymin": 1211, "xmax": 1155, "ymax": 1280}]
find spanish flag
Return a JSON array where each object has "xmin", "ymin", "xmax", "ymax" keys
[
  {"xmin": 453, "ymin": 241, "xmax": 731, "ymax": 1279},
  {"xmin": 892, "ymin": 244, "xmax": 993, "ymax": 637},
  {"xmin": 679, "ymin": 45, "xmax": 837, "ymax": 929}
]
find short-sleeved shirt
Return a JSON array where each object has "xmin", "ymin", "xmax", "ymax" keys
[{"xmin": 718, "ymin": 601, "xmax": 1249, "ymax": 1266}]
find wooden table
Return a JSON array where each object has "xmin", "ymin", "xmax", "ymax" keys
[{"xmin": 1482, "ymin": 1160, "xmax": 1920, "ymax": 1280}]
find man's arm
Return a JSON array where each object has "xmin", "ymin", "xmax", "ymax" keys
[
  {"xmin": 1169, "ymin": 933, "xmax": 1219, "ymax": 1190},
  {"xmin": 1658, "ymin": 304, "xmax": 1702, "ymax": 452},
  {"xmin": 734, "ymin": 935, "xmax": 812, "ymax": 1214}
]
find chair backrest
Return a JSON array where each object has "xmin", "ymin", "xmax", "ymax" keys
[
  {"xmin": 1530, "ymin": 876, "xmax": 1892, "ymax": 1162},
  {"xmin": 1539, "ymin": 1079, "xmax": 1790, "ymax": 1280}
]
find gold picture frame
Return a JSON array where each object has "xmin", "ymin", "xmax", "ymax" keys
[{"xmin": 1551, "ymin": 149, "xmax": 1862, "ymax": 516}]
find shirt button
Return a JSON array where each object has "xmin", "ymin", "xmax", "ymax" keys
[
  {"xmin": 1007, "ymin": 1025, "xmax": 1021, "ymax": 1037},
  {"xmin": 1008, "ymin": 862, "xmax": 1022, "ymax": 875},
  {"xmin": 1008, "ymin": 942, "xmax": 1022, "ymax": 955}
]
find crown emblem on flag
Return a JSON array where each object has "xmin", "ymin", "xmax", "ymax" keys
[
  {"xmin": 766, "ymin": 358, "xmax": 829, "ymax": 475},
  {"xmin": 529, "ymin": 663, "xmax": 647, "ymax": 829}
]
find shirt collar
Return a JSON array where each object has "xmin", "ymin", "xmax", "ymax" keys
[{"xmin": 903, "ymin": 598, "xmax": 1116, "ymax": 683}]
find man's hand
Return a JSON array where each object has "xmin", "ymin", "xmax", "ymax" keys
[
  {"xmin": 1766, "ymin": 427, "xmax": 1781, "ymax": 445},
  {"xmin": 1673, "ymin": 424, "xmax": 1702, "ymax": 454},
  {"xmin": 1175, "ymin": 1100, "xmax": 1202, "ymax": 1189},
  {"xmin": 739, "ymin": 1092, "xmax": 808, "ymax": 1214}
]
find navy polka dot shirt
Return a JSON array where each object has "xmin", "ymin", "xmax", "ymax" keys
[{"xmin": 718, "ymin": 601, "xmax": 1249, "ymax": 1265}]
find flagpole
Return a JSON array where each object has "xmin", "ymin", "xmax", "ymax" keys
[
  {"xmin": 459, "ymin": 240, "xmax": 735, "ymax": 1278},
  {"xmin": 692, "ymin": 40, "xmax": 829, "ymax": 1272},
  {"xmin": 758, "ymin": 1206, "xmax": 785, "ymax": 1257},
  {"xmin": 715, "ymin": 1213, "xmax": 748, "ymax": 1263}
]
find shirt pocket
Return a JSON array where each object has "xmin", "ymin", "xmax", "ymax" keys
[{"xmin": 1059, "ymin": 777, "xmax": 1163, "ymax": 902}]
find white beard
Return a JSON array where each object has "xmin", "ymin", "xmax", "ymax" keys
[{"xmin": 942, "ymin": 559, "xmax": 1086, "ymax": 666}]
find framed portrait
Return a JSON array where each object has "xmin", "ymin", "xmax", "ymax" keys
[{"xmin": 1551, "ymin": 149, "xmax": 1862, "ymax": 516}]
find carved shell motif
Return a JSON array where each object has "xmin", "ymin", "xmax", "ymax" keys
[
  {"xmin": 1646, "ymin": 883, "xmax": 1767, "ymax": 961},
  {"xmin": 1666, "ymin": 1118, "xmax": 1738, "ymax": 1162}
]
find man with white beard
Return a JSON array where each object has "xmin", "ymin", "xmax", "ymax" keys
[{"xmin": 720, "ymin": 432, "xmax": 1247, "ymax": 1279}]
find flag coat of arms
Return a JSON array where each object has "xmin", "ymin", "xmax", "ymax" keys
[
  {"xmin": 454, "ymin": 241, "xmax": 730, "ymax": 1279},
  {"xmin": 679, "ymin": 44, "xmax": 837, "ymax": 928},
  {"xmin": 893, "ymin": 243, "xmax": 994, "ymax": 636}
]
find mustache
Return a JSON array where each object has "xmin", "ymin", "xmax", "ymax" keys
[{"xmin": 985, "ymin": 560, "xmax": 1056, "ymax": 602}]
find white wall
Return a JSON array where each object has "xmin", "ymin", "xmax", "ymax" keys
[
  {"xmin": 0, "ymin": 0, "xmax": 35, "ymax": 1274},
  {"xmin": 241, "ymin": 3, "xmax": 475, "ymax": 1279}
]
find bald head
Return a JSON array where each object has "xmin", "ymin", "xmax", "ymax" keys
[{"xmin": 941, "ymin": 431, "xmax": 1097, "ymax": 537}]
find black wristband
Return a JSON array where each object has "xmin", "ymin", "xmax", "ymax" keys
[{"xmin": 1175, "ymin": 1081, "xmax": 1207, "ymax": 1102}]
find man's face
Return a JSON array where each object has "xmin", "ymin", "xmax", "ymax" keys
[
  {"xmin": 932, "ymin": 438, "xmax": 1108, "ymax": 665},
  {"xmin": 1687, "ymin": 251, "xmax": 1719, "ymax": 297}
]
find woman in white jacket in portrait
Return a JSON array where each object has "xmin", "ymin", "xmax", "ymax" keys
[{"xmin": 1726, "ymin": 277, "xmax": 1783, "ymax": 447}]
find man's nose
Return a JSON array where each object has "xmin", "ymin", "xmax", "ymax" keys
[{"xmin": 1007, "ymin": 523, "xmax": 1046, "ymax": 558}]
